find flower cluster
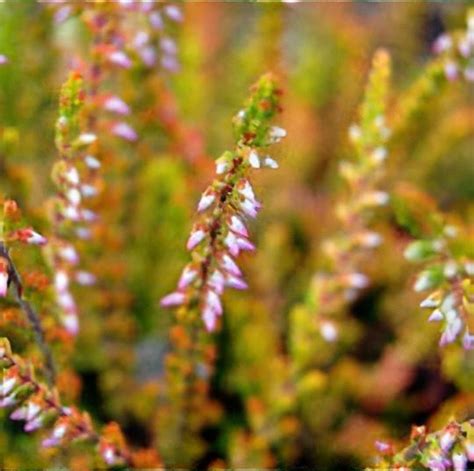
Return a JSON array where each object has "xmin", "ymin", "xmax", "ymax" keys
[
  {"xmin": 51, "ymin": 1, "xmax": 182, "ymax": 74},
  {"xmin": 312, "ymin": 49, "xmax": 391, "ymax": 342},
  {"xmin": 161, "ymin": 74, "xmax": 285, "ymax": 331},
  {"xmin": 0, "ymin": 337, "xmax": 131, "ymax": 467},
  {"xmin": 1, "ymin": 199, "xmax": 47, "ymax": 298},
  {"xmin": 404, "ymin": 224, "xmax": 474, "ymax": 350},
  {"xmin": 433, "ymin": 9, "xmax": 474, "ymax": 82},
  {"xmin": 47, "ymin": 73, "xmax": 97, "ymax": 335},
  {"xmin": 373, "ymin": 420, "xmax": 474, "ymax": 471}
]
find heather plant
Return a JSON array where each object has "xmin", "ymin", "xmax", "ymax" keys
[{"xmin": 1, "ymin": 3, "xmax": 473, "ymax": 470}]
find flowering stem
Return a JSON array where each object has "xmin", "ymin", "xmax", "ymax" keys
[{"xmin": 0, "ymin": 241, "xmax": 56, "ymax": 386}]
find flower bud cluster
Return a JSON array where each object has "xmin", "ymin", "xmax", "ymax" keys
[
  {"xmin": 404, "ymin": 225, "xmax": 473, "ymax": 349},
  {"xmin": 0, "ymin": 200, "xmax": 48, "ymax": 299},
  {"xmin": 433, "ymin": 9, "xmax": 474, "ymax": 82},
  {"xmin": 161, "ymin": 74, "xmax": 285, "ymax": 331},
  {"xmin": 374, "ymin": 420, "xmax": 474, "ymax": 471},
  {"xmin": 48, "ymin": 73, "xmax": 98, "ymax": 335},
  {"xmin": 50, "ymin": 1, "xmax": 182, "ymax": 74},
  {"xmin": 0, "ymin": 337, "xmax": 130, "ymax": 467},
  {"xmin": 313, "ymin": 50, "xmax": 391, "ymax": 342}
]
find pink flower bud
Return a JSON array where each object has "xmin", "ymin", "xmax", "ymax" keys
[
  {"xmin": 0, "ymin": 55, "xmax": 8, "ymax": 65},
  {"xmin": 224, "ymin": 232, "xmax": 240, "ymax": 257},
  {"xmin": 202, "ymin": 306, "xmax": 217, "ymax": 332},
  {"xmin": 0, "ymin": 270, "xmax": 9, "ymax": 298},
  {"xmin": 229, "ymin": 215, "xmax": 248, "ymax": 237},
  {"xmin": 59, "ymin": 246, "xmax": 79, "ymax": 264},
  {"xmin": 112, "ymin": 122, "xmax": 138, "ymax": 141},
  {"xmin": 63, "ymin": 313, "xmax": 79, "ymax": 335},
  {"xmin": 463, "ymin": 331, "xmax": 474, "ymax": 350},
  {"xmin": 187, "ymin": 229, "xmax": 206, "ymax": 251},
  {"xmin": 160, "ymin": 37, "xmax": 177, "ymax": 55},
  {"xmin": 164, "ymin": 5, "xmax": 183, "ymax": 22},
  {"xmin": 206, "ymin": 289, "xmax": 223, "ymax": 316},
  {"xmin": 149, "ymin": 11, "xmax": 163, "ymax": 30},
  {"xmin": 221, "ymin": 254, "xmax": 242, "ymax": 276},
  {"xmin": 84, "ymin": 155, "xmax": 101, "ymax": 169},
  {"xmin": 55, "ymin": 270, "xmax": 69, "ymax": 293},
  {"xmin": 0, "ymin": 376, "xmax": 17, "ymax": 397},
  {"xmin": 160, "ymin": 291, "xmax": 186, "ymax": 307},
  {"xmin": 320, "ymin": 321, "xmax": 338, "ymax": 342},
  {"xmin": 237, "ymin": 179, "xmax": 256, "ymax": 201},
  {"xmin": 208, "ymin": 270, "xmax": 225, "ymax": 295},
  {"xmin": 178, "ymin": 266, "xmax": 198, "ymax": 290},
  {"xmin": 81, "ymin": 184, "xmax": 98, "ymax": 198},
  {"xmin": 197, "ymin": 191, "xmax": 215, "ymax": 212},
  {"xmin": 75, "ymin": 271, "xmax": 96, "ymax": 286},
  {"xmin": 226, "ymin": 275, "xmax": 248, "ymax": 290},
  {"xmin": 17, "ymin": 228, "xmax": 48, "ymax": 246},
  {"xmin": 66, "ymin": 188, "xmax": 81, "ymax": 206},
  {"xmin": 240, "ymin": 198, "xmax": 260, "ymax": 218},
  {"xmin": 65, "ymin": 167, "xmax": 80, "ymax": 185},
  {"xmin": 109, "ymin": 50, "xmax": 132, "ymax": 69},
  {"xmin": 445, "ymin": 61, "xmax": 458, "ymax": 81},
  {"xmin": 104, "ymin": 96, "xmax": 130, "ymax": 116},
  {"xmin": 236, "ymin": 237, "xmax": 255, "ymax": 252}
]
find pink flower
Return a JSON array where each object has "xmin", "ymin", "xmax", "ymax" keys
[
  {"xmin": 108, "ymin": 50, "xmax": 132, "ymax": 69},
  {"xmin": 187, "ymin": 228, "xmax": 206, "ymax": 251},
  {"xmin": 16, "ymin": 228, "xmax": 48, "ymax": 246},
  {"xmin": 229, "ymin": 215, "xmax": 248, "ymax": 237},
  {"xmin": 178, "ymin": 266, "xmax": 198, "ymax": 290},
  {"xmin": 104, "ymin": 96, "xmax": 130, "ymax": 116},
  {"xmin": 111, "ymin": 122, "xmax": 138, "ymax": 142},
  {"xmin": 203, "ymin": 306, "xmax": 217, "ymax": 332},
  {"xmin": 197, "ymin": 190, "xmax": 216, "ymax": 212},
  {"xmin": 0, "ymin": 268, "xmax": 9, "ymax": 298},
  {"xmin": 160, "ymin": 291, "xmax": 186, "ymax": 307},
  {"xmin": 164, "ymin": 5, "xmax": 183, "ymax": 22},
  {"xmin": 225, "ymin": 275, "xmax": 248, "ymax": 290},
  {"xmin": 0, "ymin": 54, "xmax": 8, "ymax": 65},
  {"xmin": 221, "ymin": 254, "xmax": 242, "ymax": 276}
]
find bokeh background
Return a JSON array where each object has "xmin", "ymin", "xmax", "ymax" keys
[{"xmin": 0, "ymin": 2, "xmax": 473, "ymax": 469}]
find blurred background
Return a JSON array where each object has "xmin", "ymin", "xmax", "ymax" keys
[{"xmin": 0, "ymin": 2, "xmax": 473, "ymax": 469}]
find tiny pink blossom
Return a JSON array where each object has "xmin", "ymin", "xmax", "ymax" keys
[
  {"xmin": 108, "ymin": 50, "xmax": 132, "ymax": 69},
  {"xmin": 197, "ymin": 191, "xmax": 215, "ymax": 212},
  {"xmin": 0, "ymin": 55, "xmax": 8, "ymax": 65},
  {"xmin": 178, "ymin": 266, "xmax": 198, "ymax": 290},
  {"xmin": 104, "ymin": 96, "xmax": 130, "ymax": 116},
  {"xmin": 229, "ymin": 215, "xmax": 248, "ymax": 237},
  {"xmin": 160, "ymin": 291, "xmax": 186, "ymax": 307},
  {"xmin": 236, "ymin": 237, "xmax": 255, "ymax": 252},
  {"xmin": 112, "ymin": 122, "xmax": 138, "ymax": 141},
  {"xmin": 203, "ymin": 306, "xmax": 217, "ymax": 332},
  {"xmin": 187, "ymin": 229, "xmax": 206, "ymax": 251},
  {"xmin": 226, "ymin": 275, "xmax": 248, "ymax": 290},
  {"xmin": 0, "ymin": 270, "xmax": 9, "ymax": 298},
  {"xmin": 221, "ymin": 254, "xmax": 242, "ymax": 276},
  {"xmin": 164, "ymin": 5, "xmax": 183, "ymax": 22}
]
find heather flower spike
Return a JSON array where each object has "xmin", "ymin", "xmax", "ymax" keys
[
  {"xmin": 433, "ymin": 9, "xmax": 474, "ymax": 82},
  {"xmin": 0, "ymin": 338, "xmax": 131, "ymax": 467},
  {"xmin": 374, "ymin": 420, "xmax": 474, "ymax": 470},
  {"xmin": 161, "ymin": 74, "xmax": 285, "ymax": 331},
  {"xmin": 404, "ymin": 223, "xmax": 473, "ymax": 350}
]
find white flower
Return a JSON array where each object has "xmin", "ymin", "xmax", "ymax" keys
[
  {"xmin": 197, "ymin": 191, "xmax": 215, "ymax": 212},
  {"xmin": 248, "ymin": 150, "xmax": 260, "ymax": 169},
  {"xmin": 263, "ymin": 156, "xmax": 279, "ymax": 169}
]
